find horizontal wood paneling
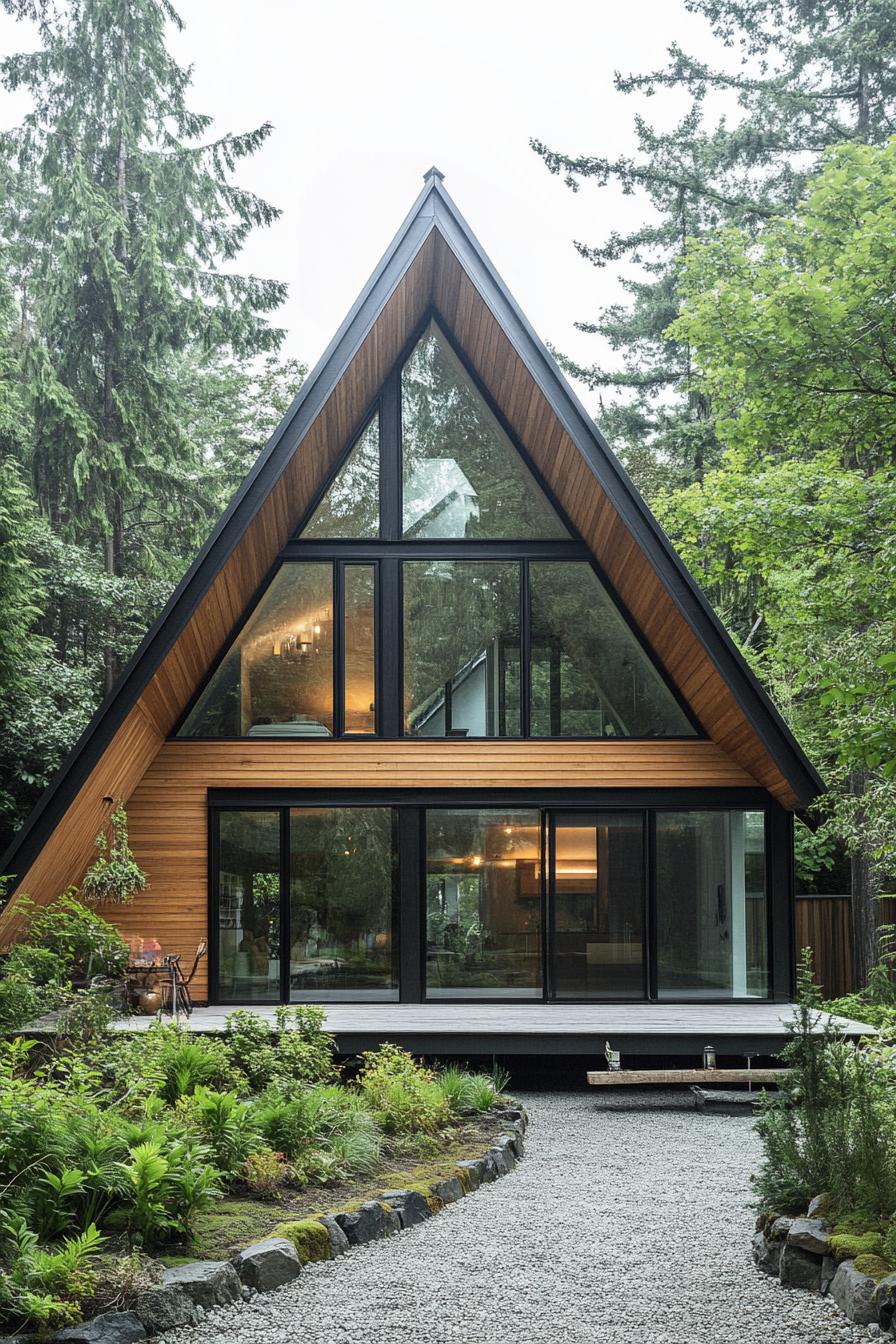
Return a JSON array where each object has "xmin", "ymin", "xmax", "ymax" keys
[
  {"xmin": 0, "ymin": 704, "xmax": 165, "ymax": 946},
  {"xmin": 107, "ymin": 737, "xmax": 757, "ymax": 1000}
]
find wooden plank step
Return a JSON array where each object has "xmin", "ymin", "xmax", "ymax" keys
[{"xmin": 586, "ymin": 1068, "xmax": 788, "ymax": 1086}]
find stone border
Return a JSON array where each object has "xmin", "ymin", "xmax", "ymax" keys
[
  {"xmin": 753, "ymin": 1201, "xmax": 896, "ymax": 1333},
  {"xmin": 47, "ymin": 1106, "xmax": 528, "ymax": 1343}
]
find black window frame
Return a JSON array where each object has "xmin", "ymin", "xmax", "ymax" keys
[
  {"xmin": 207, "ymin": 788, "xmax": 789, "ymax": 1006},
  {"xmin": 177, "ymin": 310, "xmax": 702, "ymax": 742}
]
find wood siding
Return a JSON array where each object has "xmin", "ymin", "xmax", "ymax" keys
[
  {"xmin": 0, "ymin": 704, "xmax": 164, "ymax": 947},
  {"xmin": 796, "ymin": 895, "xmax": 896, "ymax": 1000},
  {"xmin": 99, "ymin": 737, "xmax": 756, "ymax": 1000}
]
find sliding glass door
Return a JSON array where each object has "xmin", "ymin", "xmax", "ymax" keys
[
  {"xmin": 655, "ymin": 810, "xmax": 768, "ymax": 999},
  {"xmin": 212, "ymin": 800, "xmax": 772, "ymax": 1004},
  {"xmin": 550, "ymin": 812, "xmax": 646, "ymax": 1000},
  {"xmin": 213, "ymin": 806, "xmax": 398, "ymax": 1003},
  {"xmin": 425, "ymin": 808, "xmax": 542, "ymax": 998},
  {"xmin": 289, "ymin": 807, "xmax": 398, "ymax": 1000}
]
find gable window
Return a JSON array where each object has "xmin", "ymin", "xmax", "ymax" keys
[
  {"xmin": 180, "ymin": 563, "xmax": 335, "ymax": 738},
  {"xmin": 529, "ymin": 562, "xmax": 695, "ymax": 738},
  {"xmin": 178, "ymin": 320, "xmax": 698, "ymax": 741},
  {"xmin": 401, "ymin": 321, "xmax": 568, "ymax": 540},
  {"xmin": 299, "ymin": 415, "xmax": 380, "ymax": 539}
]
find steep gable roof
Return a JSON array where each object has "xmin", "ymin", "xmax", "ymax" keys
[{"xmin": 0, "ymin": 167, "xmax": 822, "ymax": 923}]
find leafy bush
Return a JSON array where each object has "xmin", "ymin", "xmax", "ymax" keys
[
  {"xmin": 19, "ymin": 893, "xmax": 129, "ymax": 981},
  {"xmin": 224, "ymin": 1005, "xmax": 336, "ymax": 1090},
  {"xmin": 119, "ymin": 1134, "xmax": 220, "ymax": 1245},
  {"xmin": 98, "ymin": 1023, "xmax": 242, "ymax": 1104},
  {"xmin": 182, "ymin": 1088, "xmax": 263, "ymax": 1177},
  {"xmin": 357, "ymin": 1044, "xmax": 450, "ymax": 1136},
  {"xmin": 437, "ymin": 1064, "xmax": 505, "ymax": 1114},
  {"xmin": 0, "ymin": 1216, "xmax": 104, "ymax": 1329},
  {"xmin": 251, "ymin": 1081, "xmax": 382, "ymax": 1181}
]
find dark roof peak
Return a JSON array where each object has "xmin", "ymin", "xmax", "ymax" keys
[{"xmin": 423, "ymin": 165, "xmax": 445, "ymax": 183}]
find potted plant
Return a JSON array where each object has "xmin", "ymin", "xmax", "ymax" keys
[{"xmin": 80, "ymin": 803, "xmax": 149, "ymax": 906}]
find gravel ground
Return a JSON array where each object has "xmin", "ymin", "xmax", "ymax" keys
[{"xmin": 166, "ymin": 1090, "xmax": 879, "ymax": 1344}]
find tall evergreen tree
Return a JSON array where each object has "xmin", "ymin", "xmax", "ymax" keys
[
  {"xmin": 532, "ymin": 0, "xmax": 896, "ymax": 490},
  {"xmin": 2, "ymin": 0, "xmax": 287, "ymax": 687}
]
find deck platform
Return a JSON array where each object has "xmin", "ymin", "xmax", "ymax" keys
[{"xmin": 100, "ymin": 1001, "xmax": 878, "ymax": 1057}]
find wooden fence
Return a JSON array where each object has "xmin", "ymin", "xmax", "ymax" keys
[{"xmin": 795, "ymin": 895, "xmax": 896, "ymax": 1000}]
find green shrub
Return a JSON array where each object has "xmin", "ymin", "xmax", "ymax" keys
[
  {"xmin": 243, "ymin": 1147, "xmax": 289, "ymax": 1197},
  {"xmin": 182, "ymin": 1088, "xmax": 263, "ymax": 1177},
  {"xmin": 224, "ymin": 1006, "xmax": 336, "ymax": 1091},
  {"xmin": 251, "ymin": 1081, "xmax": 383, "ymax": 1182},
  {"xmin": 0, "ymin": 1216, "xmax": 104, "ymax": 1330},
  {"xmin": 98, "ymin": 1024, "xmax": 242, "ymax": 1104},
  {"xmin": 754, "ymin": 950, "xmax": 896, "ymax": 1217},
  {"xmin": 119, "ymin": 1134, "xmax": 220, "ymax": 1246},
  {"xmin": 18, "ymin": 893, "xmax": 129, "ymax": 981},
  {"xmin": 357, "ymin": 1044, "xmax": 449, "ymax": 1137},
  {"xmin": 437, "ymin": 1064, "xmax": 505, "ymax": 1114},
  {"xmin": 273, "ymin": 1218, "xmax": 332, "ymax": 1263}
]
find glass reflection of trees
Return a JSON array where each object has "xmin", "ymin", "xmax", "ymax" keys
[
  {"xmin": 289, "ymin": 807, "xmax": 397, "ymax": 998},
  {"xmin": 401, "ymin": 323, "xmax": 568, "ymax": 540}
]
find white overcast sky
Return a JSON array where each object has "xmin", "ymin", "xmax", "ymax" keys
[{"xmin": 0, "ymin": 0, "xmax": 729, "ymax": 416}]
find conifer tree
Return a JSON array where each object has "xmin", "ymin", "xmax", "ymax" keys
[
  {"xmin": 532, "ymin": 0, "xmax": 896, "ymax": 490},
  {"xmin": 1, "ymin": 0, "xmax": 287, "ymax": 686}
]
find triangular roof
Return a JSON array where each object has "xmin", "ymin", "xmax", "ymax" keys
[{"xmin": 0, "ymin": 167, "xmax": 823, "ymax": 917}]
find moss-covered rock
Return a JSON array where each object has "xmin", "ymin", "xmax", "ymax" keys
[
  {"xmin": 854, "ymin": 1253, "xmax": 894, "ymax": 1282},
  {"xmin": 829, "ymin": 1232, "xmax": 885, "ymax": 1263},
  {"xmin": 273, "ymin": 1219, "xmax": 333, "ymax": 1264}
]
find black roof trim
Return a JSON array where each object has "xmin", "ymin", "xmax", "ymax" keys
[{"xmin": 2, "ymin": 170, "xmax": 822, "ymax": 886}]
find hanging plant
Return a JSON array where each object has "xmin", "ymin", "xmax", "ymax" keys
[{"xmin": 80, "ymin": 803, "xmax": 148, "ymax": 906}]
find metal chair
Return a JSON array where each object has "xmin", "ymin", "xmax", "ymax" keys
[{"xmin": 160, "ymin": 939, "xmax": 207, "ymax": 1018}]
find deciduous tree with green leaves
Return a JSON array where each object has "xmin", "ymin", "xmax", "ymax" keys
[
  {"xmin": 660, "ymin": 138, "xmax": 896, "ymax": 983},
  {"xmin": 532, "ymin": 0, "xmax": 896, "ymax": 492}
]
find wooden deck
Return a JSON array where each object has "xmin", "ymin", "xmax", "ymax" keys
[{"xmin": 101, "ymin": 1001, "xmax": 878, "ymax": 1057}]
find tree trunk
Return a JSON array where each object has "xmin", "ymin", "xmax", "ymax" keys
[{"xmin": 849, "ymin": 769, "xmax": 880, "ymax": 988}]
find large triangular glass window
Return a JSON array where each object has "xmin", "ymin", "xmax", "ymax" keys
[
  {"xmin": 299, "ymin": 415, "xmax": 379, "ymax": 538},
  {"xmin": 401, "ymin": 321, "xmax": 569, "ymax": 539}
]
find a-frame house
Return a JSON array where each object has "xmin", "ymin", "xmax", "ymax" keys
[{"xmin": 0, "ymin": 170, "xmax": 824, "ymax": 1053}]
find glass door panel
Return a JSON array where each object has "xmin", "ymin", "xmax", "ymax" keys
[
  {"xmin": 289, "ymin": 807, "xmax": 398, "ymax": 1000},
  {"xmin": 425, "ymin": 808, "xmax": 542, "ymax": 998},
  {"xmin": 216, "ymin": 810, "xmax": 282, "ymax": 1002},
  {"xmin": 550, "ymin": 812, "xmax": 645, "ymax": 999}
]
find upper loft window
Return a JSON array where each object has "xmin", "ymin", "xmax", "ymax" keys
[
  {"xmin": 178, "ymin": 562, "xmax": 376, "ymax": 739},
  {"xmin": 401, "ymin": 321, "xmax": 568, "ymax": 540},
  {"xmin": 529, "ymin": 562, "xmax": 695, "ymax": 738},
  {"xmin": 299, "ymin": 415, "xmax": 380, "ymax": 539}
]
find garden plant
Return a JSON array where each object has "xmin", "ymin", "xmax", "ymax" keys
[
  {"xmin": 754, "ymin": 944, "xmax": 896, "ymax": 1283},
  {"xmin": 0, "ymin": 898, "xmax": 510, "ymax": 1332}
]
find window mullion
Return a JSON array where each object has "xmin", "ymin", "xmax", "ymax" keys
[{"xmin": 380, "ymin": 373, "xmax": 401, "ymax": 541}]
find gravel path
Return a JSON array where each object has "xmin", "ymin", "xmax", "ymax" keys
[{"xmin": 168, "ymin": 1091, "xmax": 878, "ymax": 1344}]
